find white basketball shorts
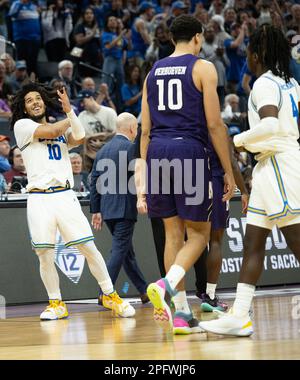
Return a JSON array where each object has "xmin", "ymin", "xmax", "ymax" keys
[
  {"xmin": 247, "ymin": 150, "xmax": 300, "ymax": 230},
  {"xmin": 27, "ymin": 189, "xmax": 94, "ymax": 249}
]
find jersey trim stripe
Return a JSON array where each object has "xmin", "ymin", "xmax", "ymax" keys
[
  {"xmin": 20, "ymin": 141, "xmax": 31, "ymax": 152},
  {"xmin": 65, "ymin": 236, "xmax": 94, "ymax": 248},
  {"xmin": 29, "ymin": 188, "xmax": 70, "ymax": 194},
  {"xmin": 262, "ymin": 76, "xmax": 283, "ymax": 111},
  {"xmin": 31, "ymin": 241, "xmax": 55, "ymax": 248},
  {"xmin": 266, "ymin": 156, "xmax": 300, "ymax": 220},
  {"xmin": 247, "ymin": 206, "xmax": 267, "ymax": 216}
]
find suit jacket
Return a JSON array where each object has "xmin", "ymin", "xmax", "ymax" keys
[{"xmin": 90, "ymin": 134, "xmax": 137, "ymax": 221}]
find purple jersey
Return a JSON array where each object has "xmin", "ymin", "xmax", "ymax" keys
[{"xmin": 147, "ymin": 54, "xmax": 208, "ymax": 145}]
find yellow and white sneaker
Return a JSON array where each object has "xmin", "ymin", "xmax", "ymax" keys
[
  {"xmin": 102, "ymin": 291, "xmax": 135, "ymax": 318},
  {"xmin": 199, "ymin": 309, "xmax": 253, "ymax": 337},
  {"xmin": 40, "ymin": 300, "xmax": 69, "ymax": 321}
]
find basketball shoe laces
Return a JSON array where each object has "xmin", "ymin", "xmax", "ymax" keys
[
  {"xmin": 46, "ymin": 300, "xmax": 63, "ymax": 313},
  {"xmin": 108, "ymin": 292, "xmax": 125, "ymax": 316}
]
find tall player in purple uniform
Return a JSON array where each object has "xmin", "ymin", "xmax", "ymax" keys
[{"xmin": 138, "ymin": 15, "xmax": 235, "ymax": 334}]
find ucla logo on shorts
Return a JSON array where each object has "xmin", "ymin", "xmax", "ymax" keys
[{"xmin": 54, "ymin": 232, "xmax": 85, "ymax": 284}]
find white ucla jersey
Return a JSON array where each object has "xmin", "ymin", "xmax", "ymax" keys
[
  {"xmin": 14, "ymin": 118, "xmax": 74, "ymax": 191},
  {"xmin": 247, "ymin": 70, "xmax": 300, "ymax": 161}
]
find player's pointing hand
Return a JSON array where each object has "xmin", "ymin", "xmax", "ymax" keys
[{"xmin": 57, "ymin": 87, "xmax": 72, "ymax": 114}]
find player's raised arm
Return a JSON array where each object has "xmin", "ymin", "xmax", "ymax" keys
[
  {"xmin": 33, "ymin": 119, "xmax": 71, "ymax": 139},
  {"xmin": 57, "ymin": 87, "xmax": 86, "ymax": 145}
]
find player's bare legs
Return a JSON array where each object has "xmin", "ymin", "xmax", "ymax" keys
[
  {"xmin": 36, "ymin": 248, "xmax": 68, "ymax": 321},
  {"xmin": 280, "ymin": 224, "xmax": 300, "ymax": 262},
  {"xmin": 200, "ymin": 228, "xmax": 228, "ymax": 312},
  {"xmin": 207, "ymin": 229, "xmax": 225, "ymax": 285},
  {"xmin": 77, "ymin": 241, "xmax": 136, "ymax": 318},
  {"xmin": 238, "ymin": 225, "xmax": 270, "ymax": 285},
  {"xmin": 147, "ymin": 216, "xmax": 210, "ymax": 333}
]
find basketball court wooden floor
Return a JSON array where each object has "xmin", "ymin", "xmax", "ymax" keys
[{"xmin": 1, "ymin": 287, "xmax": 300, "ymax": 360}]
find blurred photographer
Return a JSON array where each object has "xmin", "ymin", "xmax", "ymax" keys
[
  {"xmin": 200, "ymin": 25, "xmax": 229, "ymax": 108},
  {"xmin": 41, "ymin": 0, "xmax": 73, "ymax": 62},
  {"xmin": 145, "ymin": 23, "xmax": 174, "ymax": 61},
  {"xmin": 4, "ymin": 145, "xmax": 27, "ymax": 192}
]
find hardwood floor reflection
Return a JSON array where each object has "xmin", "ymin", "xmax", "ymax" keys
[{"xmin": 0, "ymin": 294, "xmax": 299, "ymax": 359}]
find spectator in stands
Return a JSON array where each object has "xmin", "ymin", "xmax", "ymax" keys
[
  {"xmin": 78, "ymin": 89, "xmax": 117, "ymax": 172},
  {"xmin": 1, "ymin": 54, "xmax": 16, "ymax": 79},
  {"xmin": 287, "ymin": 30, "xmax": 300, "ymax": 84},
  {"xmin": 0, "ymin": 0, "xmax": 9, "ymax": 39},
  {"xmin": 291, "ymin": 4, "xmax": 300, "ymax": 33},
  {"xmin": 131, "ymin": 1, "xmax": 155, "ymax": 66},
  {"xmin": 166, "ymin": 1, "xmax": 188, "ymax": 28},
  {"xmin": 0, "ymin": 60, "xmax": 13, "ymax": 101},
  {"xmin": 210, "ymin": 14, "xmax": 230, "ymax": 45},
  {"xmin": 9, "ymin": 60, "xmax": 29, "ymax": 93},
  {"xmin": 193, "ymin": 7, "xmax": 210, "ymax": 27},
  {"xmin": 200, "ymin": 25, "xmax": 229, "ymax": 108},
  {"xmin": 3, "ymin": 145, "xmax": 27, "ymax": 187},
  {"xmin": 81, "ymin": 78, "xmax": 116, "ymax": 110},
  {"xmin": 73, "ymin": 6, "xmax": 102, "ymax": 76},
  {"xmin": 221, "ymin": 93, "xmax": 241, "ymax": 121},
  {"xmin": 89, "ymin": 0, "xmax": 106, "ymax": 29},
  {"xmin": 41, "ymin": 0, "xmax": 73, "ymax": 62},
  {"xmin": 8, "ymin": 0, "xmax": 41, "ymax": 75},
  {"xmin": 237, "ymin": 61, "xmax": 256, "ymax": 113},
  {"xmin": 224, "ymin": 7, "xmax": 237, "ymax": 34},
  {"xmin": 57, "ymin": 60, "xmax": 78, "ymax": 99},
  {"xmin": 208, "ymin": 0, "xmax": 224, "ymax": 18},
  {"xmin": 145, "ymin": 23, "xmax": 174, "ymax": 61},
  {"xmin": 121, "ymin": 64, "xmax": 142, "ymax": 117},
  {"xmin": 127, "ymin": 0, "xmax": 140, "ymax": 25},
  {"xmin": 104, "ymin": 0, "xmax": 132, "ymax": 29},
  {"xmin": 224, "ymin": 21, "xmax": 249, "ymax": 93},
  {"xmin": 78, "ymin": 89, "xmax": 117, "ymax": 135},
  {"xmin": 69, "ymin": 152, "xmax": 90, "ymax": 192},
  {"xmin": 0, "ymin": 134, "xmax": 11, "ymax": 174},
  {"xmin": 101, "ymin": 15, "xmax": 130, "ymax": 112},
  {"xmin": 0, "ymin": 98, "xmax": 11, "ymax": 119}
]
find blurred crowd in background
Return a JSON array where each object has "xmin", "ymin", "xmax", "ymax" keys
[{"xmin": 0, "ymin": 0, "xmax": 299, "ymax": 194}]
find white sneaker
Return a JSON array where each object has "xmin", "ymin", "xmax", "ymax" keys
[
  {"xmin": 40, "ymin": 300, "xmax": 69, "ymax": 321},
  {"xmin": 199, "ymin": 309, "xmax": 253, "ymax": 337},
  {"xmin": 102, "ymin": 291, "xmax": 136, "ymax": 318}
]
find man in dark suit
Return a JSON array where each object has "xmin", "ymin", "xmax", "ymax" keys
[{"xmin": 90, "ymin": 112, "xmax": 148, "ymax": 305}]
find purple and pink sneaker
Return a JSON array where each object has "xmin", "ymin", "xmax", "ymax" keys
[
  {"xmin": 173, "ymin": 311, "xmax": 204, "ymax": 335},
  {"xmin": 147, "ymin": 279, "xmax": 173, "ymax": 331}
]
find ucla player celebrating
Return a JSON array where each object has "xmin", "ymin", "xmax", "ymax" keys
[
  {"xmin": 12, "ymin": 83, "xmax": 135, "ymax": 320},
  {"xmin": 138, "ymin": 15, "xmax": 235, "ymax": 334},
  {"xmin": 200, "ymin": 25, "xmax": 300, "ymax": 336}
]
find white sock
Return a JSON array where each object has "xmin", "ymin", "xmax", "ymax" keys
[
  {"xmin": 233, "ymin": 283, "xmax": 255, "ymax": 317},
  {"xmin": 172, "ymin": 291, "xmax": 190, "ymax": 314},
  {"xmin": 36, "ymin": 249, "xmax": 62, "ymax": 300},
  {"xmin": 78, "ymin": 242, "xmax": 114, "ymax": 295},
  {"xmin": 206, "ymin": 283, "xmax": 217, "ymax": 300},
  {"xmin": 165, "ymin": 264, "xmax": 186, "ymax": 291}
]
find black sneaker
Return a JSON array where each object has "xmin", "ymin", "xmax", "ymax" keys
[{"xmin": 199, "ymin": 293, "xmax": 228, "ymax": 312}]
